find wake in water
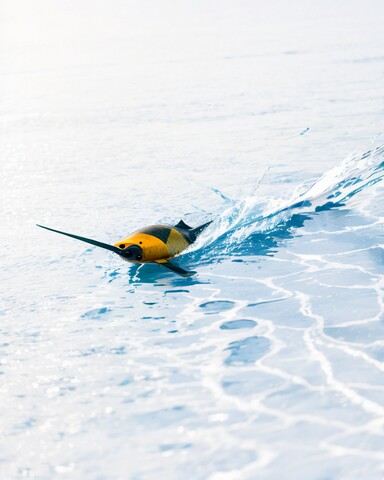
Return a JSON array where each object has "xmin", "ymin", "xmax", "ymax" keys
[{"xmin": 182, "ymin": 145, "xmax": 384, "ymax": 266}]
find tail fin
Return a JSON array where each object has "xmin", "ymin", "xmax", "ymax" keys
[{"xmin": 189, "ymin": 221, "xmax": 212, "ymax": 241}]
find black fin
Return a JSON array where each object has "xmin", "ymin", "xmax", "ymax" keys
[
  {"xmin": 174, "ymin": 219, "xmax": 192, "ymax": 230},
  {"xmin": 36, "ymin": 224, "xmax": 122, "ymax": 254},
  {"xmin": 189, "ymin": 221, "xmax": 213, "ymax": 241},
  {"xmin": 154, "ymin": 261, "xmax": 196, "ymax": 277}
]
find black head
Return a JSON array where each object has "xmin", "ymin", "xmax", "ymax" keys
[{"xmin": 118, "ymin": 244, "xmax": 143, "ymax": 261}]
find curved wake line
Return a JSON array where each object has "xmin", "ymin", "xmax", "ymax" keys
[{"xmin": 184, "ymin": 145, "xmax": 384, "ymax": 262}]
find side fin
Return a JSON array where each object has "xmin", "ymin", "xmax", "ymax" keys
[
  {"xmin": 154, "ymin": 260, "xmax": 196, "ymax": 277},
  {"xmin": 174, "ymin": 219, "xmax": 192, "ymax": 230}
]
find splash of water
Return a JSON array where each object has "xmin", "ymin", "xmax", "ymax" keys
[{"xmin": 184, "ymin": 145, "xmax": 384, "ymax": 263}]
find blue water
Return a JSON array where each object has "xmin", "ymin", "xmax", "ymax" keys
[{"xmin": 1, "ymin": 1, "xmax": 384, "ymax": 479}]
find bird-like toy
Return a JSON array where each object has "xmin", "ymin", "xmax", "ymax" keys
[{"xmin": 37, "ymin": 220, "xmax": 211, "ymax": 276}]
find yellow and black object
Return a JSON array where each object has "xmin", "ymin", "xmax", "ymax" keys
[{"xmin": 36, "ymin": 219, "xmax": 211, "ymax": 276}]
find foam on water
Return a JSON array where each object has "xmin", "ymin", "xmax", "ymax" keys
[{"xmin": 183, "ymin": 145, "xmax": 384, "ymax": 265}]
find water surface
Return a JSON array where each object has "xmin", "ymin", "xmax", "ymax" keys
[{"xmin": 1, "ymin": 1, "xmax": 384, "ymax": 479}]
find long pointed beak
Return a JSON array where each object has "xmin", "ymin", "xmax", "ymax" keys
[{"xmin": 36, "ymin": 224, "xmax": 123, "ymax": 255}]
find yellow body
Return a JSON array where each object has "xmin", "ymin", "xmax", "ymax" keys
[
  {"xmin": 36, "ymin": 220, "xmax": 210, "ymax": 276},
  {"xmin": 114, "ymin": 227, "xmax": 190, "ymax": 262}
]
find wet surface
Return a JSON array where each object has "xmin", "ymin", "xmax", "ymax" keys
[{"xmin": 1, "ymin": 1, "xmax": 384, "ymax": 479}]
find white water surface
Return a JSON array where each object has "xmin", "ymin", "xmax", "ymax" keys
[{"xmin": 1, "ymin": 1, "xmax": 384, "ymax": 479}]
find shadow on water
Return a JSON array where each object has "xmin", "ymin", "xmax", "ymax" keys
[
  {"xmin": 103, "ymin": 261, "xmax": 211, "ymax": 286},
  {"xmin": 127, "ymin": 263, "xmax": 210, "ymax": 286}
]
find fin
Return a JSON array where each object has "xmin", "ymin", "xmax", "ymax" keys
[
  {"xmin": 36, "ymin": 224, "xmax": 122, "ymax": 254},
  {"xmin": 154, "ymin": 260, "xmax": 196, "ymax": 277},
  {"xmin": 174, "ymin": 219, "xmax": 192, "ymax": 230},
  {"xmin": 189, "ymin": 220, "xmax": 213, "ymax": 241}
]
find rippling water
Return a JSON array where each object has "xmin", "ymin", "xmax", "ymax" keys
[{"xmin": 1, "ymin": 1, "xmax": 384, "ymax": 479}]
